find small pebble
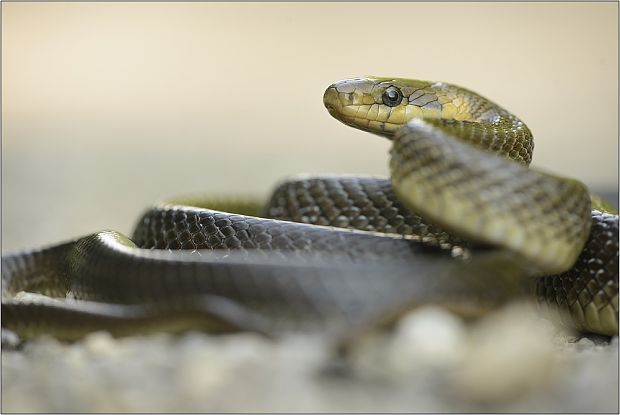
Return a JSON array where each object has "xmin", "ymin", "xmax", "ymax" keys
[
  {"xmin": 83, "ymin": 331, "xmax": 118, "ymax": 357},
  {"xmin": 451, "ymin": 302, "xmax": 558, "ymax": 403},
  {"xmin": 1, "ymin": 329, "xmax": 22, "ymax": 350},
  {"xmin": 575, "ymin": 337, "xmax": 596, "ymax": 349},
  {"xmin": 387, "ymin": 306, "xmax": 467, "ymax": 372}
]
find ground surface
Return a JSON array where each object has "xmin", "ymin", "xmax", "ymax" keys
[{"xmin": 2, "ymin": 303, "xmax": 618, "ymax": 413}]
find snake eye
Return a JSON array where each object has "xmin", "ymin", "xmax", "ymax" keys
[{"xmin": 382, "ymin": 87, "xmax": 403, "ymax": 107}]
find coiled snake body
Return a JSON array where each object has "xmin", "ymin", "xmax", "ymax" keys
[{"xmin": 2, "ymin": 77, "xmax": 618, "ymax": 341}]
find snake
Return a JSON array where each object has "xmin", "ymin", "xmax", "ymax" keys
[{"xmin": 2, "ymin": 77, "xmax": 618, "ymax": 343}]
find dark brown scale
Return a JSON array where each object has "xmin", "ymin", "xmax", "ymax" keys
[
  {"xmin": 263, "ymin": 176, "xmax": 464, "ymax": 248},
  {"xmin": 536, "ymin": 211, "xmax": 619, "ymax": 335},
  {"xmin": 132, "ymin": 204, "xmax": 453, "ymax": 262}
]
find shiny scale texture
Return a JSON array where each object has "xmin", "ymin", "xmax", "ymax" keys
[{"xmin": 1, "ymin": 76, "xmax": 618, "ymax": 340}]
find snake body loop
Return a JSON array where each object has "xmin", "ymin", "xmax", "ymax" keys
[{"xmin": 2, "ymin": 77, "xmax": 618, "ymax": 341}]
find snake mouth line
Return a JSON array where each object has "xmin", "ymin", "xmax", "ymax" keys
[
  {"xmin": 330, "ymin": 111, "xmax": 402, "ymax": 137},
  {"xmin": 323, "ymin": 87, "xmax": 402, "ymax": 136},
  {"xmin": 342, "ymin": 114, "xmax": 398, "ymax": 126}
]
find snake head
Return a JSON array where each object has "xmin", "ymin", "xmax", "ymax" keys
[{"xmin": 323, "ymin": 77, "xmax": 477, "ymax": 139}]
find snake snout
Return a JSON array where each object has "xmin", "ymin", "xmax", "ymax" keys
[
  {"xmin": 323, "ymin": 84, "xmax": 346, "ymax": 117},
  {"xmin": 323, "ymin": 79, "xmax": 372, "ymax": 130},
  {"xmin": 323, "ymin": 78, "xmax": 372, "ymax": 111}
]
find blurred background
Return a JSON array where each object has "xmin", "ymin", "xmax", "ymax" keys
[{"xmin": 2, "ymin": 2, "xmax": 618, "ymax": 250}]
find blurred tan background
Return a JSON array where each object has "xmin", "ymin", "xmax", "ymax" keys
[{"xmin": 2, "ymin": 2, "xmax": 618, "ymax": 250}]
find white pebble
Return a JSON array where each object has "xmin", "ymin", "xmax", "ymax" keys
[
  {"xmin": 387, "ymin": 306, "xmax": 467, "ymax": 372},
  {"xmin": 83, "ymin": 331, "xmax": 117, "ymax": 357},
  {"xmin": 452, "ymin": 302, "xmax": 558, "ymax": 402}
]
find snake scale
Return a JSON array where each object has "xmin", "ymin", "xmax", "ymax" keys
[{"xmin": 2, "ymin": 77, "xmax": 618, "ymax": 343}]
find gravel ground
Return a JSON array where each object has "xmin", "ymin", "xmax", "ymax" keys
[{"xmin": 2, "ymin": 302, "xmax": 618, "ymax": 413}]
